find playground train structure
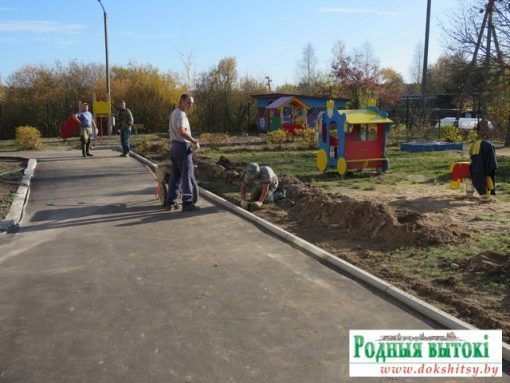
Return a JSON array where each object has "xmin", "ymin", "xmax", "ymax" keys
[{"xmin": 316, "ymin": 101, "xmax": 392, "ymax": 175}]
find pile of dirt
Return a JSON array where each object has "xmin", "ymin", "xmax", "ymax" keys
[
  {"xmin": 195, "ymin": 156, "xmax": 465, "ymax": 249},
  {"xmin": 279, "ymin": 175, "xmax": 456, "ymax": 248}
]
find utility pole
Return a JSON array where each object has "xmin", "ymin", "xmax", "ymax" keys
[
  {"xmin": 421, "ymin": 0, "xmax": 431, "ymax": 108},
  {"xmin": 97, "ymin": 0, "xmax": 112, "ymax": 134},
  {"xmin": 265, "ymin": 76, "xmax": 272, "ymax": 93},
  {"xmin": 480, "ymin": 0, "xmax": 494, "ymax": 118},
  {"xmin": 97, "ymin": 0, "xmax": 110, "ymax": 103}
]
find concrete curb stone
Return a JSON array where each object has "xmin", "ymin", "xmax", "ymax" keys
[{"xmin": 0, "ymin": 158, "xmax": 36, "ymax": 233}]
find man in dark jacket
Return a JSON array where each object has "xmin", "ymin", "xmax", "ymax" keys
[
  {"xmin": 116, "ymin": 100, "xmax": 134, "ymax": 157},
  {"xmin": 469, "ymin": 121, "xmax": 497, "ymax": 196}
]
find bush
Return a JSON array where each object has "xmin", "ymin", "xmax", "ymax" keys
[
  {"xmin": 15, "ymin": 126, "xmax": 42, "ymax": 150},
  {"xmin": 440, "ymin": 125, "xmax": 462, "ymax": 143},
  {"xmin": 265, "ymin": 129, "xmax": 289, "ymax": 150},
  {"xmin": 293, "ymin": 128, "xmax": 318, "ymax": 149}
]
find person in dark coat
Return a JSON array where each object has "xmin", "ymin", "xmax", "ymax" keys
[
  {"xmin": 469, "ymin": 121, "xmax": 497, "ymax": 196},
  {"xmin": 116, "ymin": 100, "xmax": 134, "ymax": 157}
]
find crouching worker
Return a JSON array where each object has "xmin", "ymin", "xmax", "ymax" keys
[{"xmin": 240, "ymin": 163, "xmax": 278, "ymax": 210}]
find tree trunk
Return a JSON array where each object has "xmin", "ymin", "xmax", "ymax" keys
[{"xmin": 505, "ymin": 112, "xmax": 510, "ymax": 146}]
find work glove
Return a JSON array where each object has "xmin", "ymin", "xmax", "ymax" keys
[
  {"xmin": 193, "ymin": 141, "xmax": 200, "ymax": 151},
  {"xmin": 253, "ymin": 201, "xmax": 263, "ymax": 208},
  {"xmin": 240, "ymin": 200, "xmax": 249, "ymax": 209}
]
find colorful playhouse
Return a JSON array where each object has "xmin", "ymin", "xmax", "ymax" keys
[
  {"xmin": 316, "ymin": 101, "xmax": 392, "ymax": 175},
  {"xmin": 252, "ymin": 93, "xmax": 348, "ymax": 133},
  {"xmin": 265, "ymin": 96, "xmax": 309, "ymax": 134}
]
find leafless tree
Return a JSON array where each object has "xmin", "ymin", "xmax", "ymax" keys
[
  {"xmin": 178, "ymin": 45, "xmax": 196, "ymax": 90},
  {"xmin": 409, "ymin": 41, "xmax": 424, "ymax": 89},
  {"xmin": 296, "ymin": 42, "xmax": 319, "ymax": 94}
]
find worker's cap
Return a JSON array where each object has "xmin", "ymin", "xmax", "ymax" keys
[{"xmin": 245, "ymin": 162, "xmax": 260, "ymax": 180}]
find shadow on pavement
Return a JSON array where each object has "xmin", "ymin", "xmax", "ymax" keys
[{"xmin": 20, "ymin": 203, "xmax": 219, "ymax": 233}]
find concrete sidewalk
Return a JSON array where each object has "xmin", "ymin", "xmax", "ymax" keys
[{"xmin": 0, "ymin": 149, "xmax": 507, "ymax": 382}]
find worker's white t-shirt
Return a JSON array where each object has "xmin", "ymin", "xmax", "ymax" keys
[{"xmin": 169, "ymin": 108, "xmax": 191, "ymax": 143}]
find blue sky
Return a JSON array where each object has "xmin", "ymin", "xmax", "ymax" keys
[{"xmin": 0, "ymin": 0, "xmax": 460, "ymax": 88}]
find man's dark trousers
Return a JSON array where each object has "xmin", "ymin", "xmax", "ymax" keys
[
  {"xmin": 167, "ymin": 141, "xmax": 194, "ymax": 206},
  {"xmin": 120, "ymin": 128, "xmax": 131, "ymax": 155}
]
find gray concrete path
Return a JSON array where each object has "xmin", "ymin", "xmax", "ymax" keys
[{"xmin": 0, "ymin": 149, "xmax": 507, "ymax": 382}]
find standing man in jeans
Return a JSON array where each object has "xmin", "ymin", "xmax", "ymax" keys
[
  {"xmin": 116, "ymin": 100, "xmax": 134, "ymax": 157},
  {"xmin": 166, "ymin": 93, "xmax": 200, "ymax": 212}
]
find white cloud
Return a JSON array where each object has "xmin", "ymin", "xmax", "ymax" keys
[{"xmin": 0, "ymin": 20, "xmax": 86, "ymax": 33}]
